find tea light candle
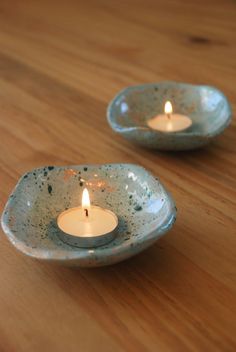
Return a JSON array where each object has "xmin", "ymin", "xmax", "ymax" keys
[
  {"xmin": 147, "ymin": 101, "xmax": 192, "ymax": 132},
  {"xmin": 57, "ymin": 188, "xmax": 118, "ymax": 248}
]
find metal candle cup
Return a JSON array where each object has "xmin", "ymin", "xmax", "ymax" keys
[{"xmin": 57, "ymin": 188, "xmax": 118, "ymax": 248}]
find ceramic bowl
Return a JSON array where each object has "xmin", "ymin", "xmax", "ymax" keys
[
  {"xmin": 107, "ymin": 82, "xmax": 232, "ymax": 150},
  {"xmin": 1, "ymin": 164, "xmax": 176, "ymax": 267}
]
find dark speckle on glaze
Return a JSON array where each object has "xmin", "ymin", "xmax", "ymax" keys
[
  {"xmin": 48, "ymin": 184, "xmax": 53, "ymax": 195},
  {"xmin": 189, "ymin": 35, "xmax": 210, "ymax": 44},
  {"xmin": 84, "ymin": 167, "xmax": 88, "ymax": 171},
  {"xmin": 48, "ymin": 166, "xmax": 54, "ymax": 171}
]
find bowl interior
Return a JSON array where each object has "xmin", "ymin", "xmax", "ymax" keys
[
  {"xmin": 3, "ymin": 164, "xmax": 174, "ymax": 260},
  {"xmin": 110, "ymin": 82, "xmax": 231, "ymax": 135}
]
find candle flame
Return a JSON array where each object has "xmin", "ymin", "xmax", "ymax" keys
[
  {"xmin": 82, "ymin": 188, "xmax": 90, "ymax": 208},
  {"xmin": 164, "ymin": 101, "xmax": 173, "ymax": 115}
]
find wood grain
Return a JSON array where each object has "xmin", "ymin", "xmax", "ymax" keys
[{"xmin": 0, "ymin": 0, "xmax": 235, "ymax": 351}]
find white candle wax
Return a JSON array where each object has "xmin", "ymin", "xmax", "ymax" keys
[
  {"xmin": 57, "ymin": 206, "xmax": 118, "ymax": 237},
  {"xmin": 147, "ymin": 101, "xmax": 192, "ymax": 133}
]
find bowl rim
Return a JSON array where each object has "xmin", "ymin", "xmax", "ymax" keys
[
  {"xmin": 107, "ymin": 81, "xmax": 232, "ymax": 138},
  {"xmin": 1, "ymin": 163, "xmax": 177, "ymax": 263}
]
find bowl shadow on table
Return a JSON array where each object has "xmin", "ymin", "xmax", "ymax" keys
[
  {"xmin": 156, "ymin": 143, "xmax": 218, "ymax": 164},
  {"xmin": 80, "ymin": 238, "xmax": 180, "ymax": 285},
  {"xmin": 42, "ymin": 229, "xmax": 184, "ymax": 308},
  {"xmin": 125, "ymin": 137, "xmax": 229, "ymax": 181},
  {"xmin": 37, "ymin": 221, "xmax": 204, "ymax": 339},
  {"xmin": 133, "ymin": 139, "xmax": 216, "ymax": 158}
]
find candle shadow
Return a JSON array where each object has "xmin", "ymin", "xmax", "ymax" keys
[{"xmin": 46, "ymin": 218, "xmax": 73, "ymax": 247}]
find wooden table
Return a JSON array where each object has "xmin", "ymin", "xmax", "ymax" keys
[{"xmin": 0, "ymin": 1, "xmax": 235, "ymax": 351}]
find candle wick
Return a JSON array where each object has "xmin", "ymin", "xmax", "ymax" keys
[
  {"xmin": 84, "ymin": 208, "xmax": 89, "ymax": 217},
  {"xmin": 167, "ymin": 113, "xmax": 171, "ymax": 120}
]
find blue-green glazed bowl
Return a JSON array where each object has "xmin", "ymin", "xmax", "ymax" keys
[
  {"xmin": 1, "ymin": 164, "xmax": 176, "ymax": 267},
  {"xmin": 107, "ymin": 82, "xmax": 232, "ymax": 150}
]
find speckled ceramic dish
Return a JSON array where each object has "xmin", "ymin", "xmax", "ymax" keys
[
  {"xmin": 107, "ymin": 82, "xmax": 232, "ymax": 150},
  {"xmin": 1, "ymin": 164, "xmax": 176, "ymax": 267}
]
